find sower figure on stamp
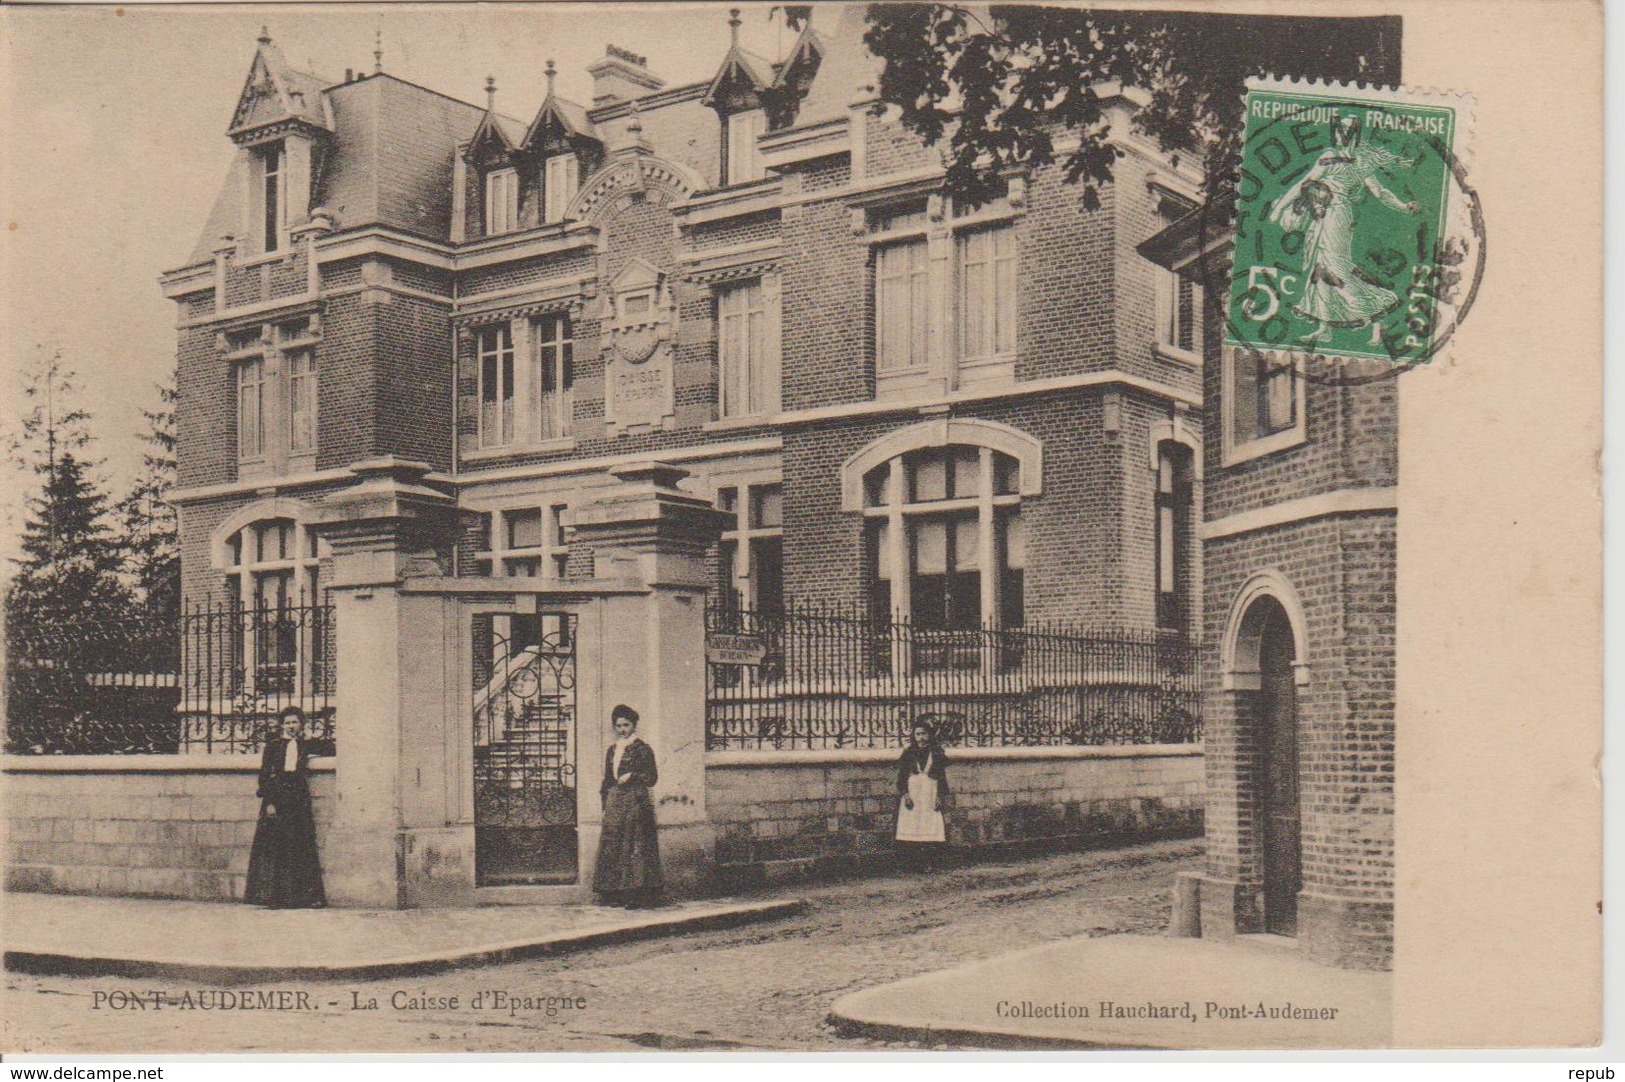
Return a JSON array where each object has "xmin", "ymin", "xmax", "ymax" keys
[
  {"xmin": 244, "ymin": 706, "xmax": 326, "ymax": 909},
  {"xmin": 1270, "ymin": 114, "xmax": 1421, "ymax": 345},
  {"xmin": 593, "ymin": 704, "xmax": 664, "ymax": 908},
  {"xmin": 894, "ymin": 721, "xmax": 951, "ymax": 872}
]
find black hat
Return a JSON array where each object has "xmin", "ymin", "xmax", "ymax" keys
[{"xmin": 611, "ymin": 704, "xmax": 640, "ymax": 726}]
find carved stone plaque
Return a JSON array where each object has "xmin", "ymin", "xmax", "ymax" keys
[
  {"xmin": 601, "ymin": 258, "xmax": 677, "ymax": 435},
  {"xmin": 607, "ymin": 333, "xmax": 674, "ymax": 432}
]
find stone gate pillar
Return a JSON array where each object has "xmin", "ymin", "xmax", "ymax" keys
[
  {"xmin": 309, "ymin": 460, "xmax": 463, "ymax": 908},
  {"xmin": 566, "ymin": 461, "xmax": 731, "ymax": 896}
]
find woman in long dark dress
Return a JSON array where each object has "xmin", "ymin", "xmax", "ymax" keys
[
  {"xmin": 244, "ymin": 707, "xmax": 326, "ymax": 908},
  {"xmin": 894, "ymin": 721, "xmax": 951, "ymax": 872},
  {"xmin": 592, "ymin": 704, "xmax": 663, "ymax": 907}
]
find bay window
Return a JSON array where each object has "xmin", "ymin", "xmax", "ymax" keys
[
  {"xmin": 1157, "ymin": 268, "xmax": 1201, "ymax": 357},
  {"xmin": 1223, "ymin": 345, "xmax": 1306, "ymax": 463},
  {"xmin": 1155, "ymin": 443, "xmax": 1194, "ymax": 631},
  {"xmin": 236, "ymin": 357, "xmax": 266, "ymax": 461},
  {"xmin": 869, "ymin": 197, "xmax": 1020, "ymax": 396},
  {"xmin": 259, "ymin": 142, "xmax": 283, "ymax": 253},
  {"xmin": 222, "ymin": 518, "xmax": 322, "ymax": 695}
]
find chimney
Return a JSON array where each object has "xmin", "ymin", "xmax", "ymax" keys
[{"xmin": 587, "ymin": 44, "xmax": 665, "ymax": 107}]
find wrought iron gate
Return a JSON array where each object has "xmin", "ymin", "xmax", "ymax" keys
[{"xmin": 472, "ymin": 611, "xmax": 578, "ymax": 885}]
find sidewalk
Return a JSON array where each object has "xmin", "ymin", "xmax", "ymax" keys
[
  {"xmin": 2, "ymin": 890, "xmax": 805, "ymax": 983},
  {"xmin": 829, "ymin": 933, "xmax": 1392, "ymax": 1050}
]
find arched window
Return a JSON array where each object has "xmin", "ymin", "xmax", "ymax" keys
[
  {"xmin": 222, "ymin": 518, "xmax": 320, "ymax": 610},
  {"xmin": 862, "ymin": 445, "xmax": 1025, "ymax": 632},
  {"xmin": 1156, "ymin": 442, "xmax": 1195, "ymax": 632},
  {"xmin": 220, "ymin": 517, "xmax": 323, "ymax": 697}
]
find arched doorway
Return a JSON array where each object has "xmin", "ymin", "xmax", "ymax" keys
[{"xmin": 1252, "ymin": 597, "xmax": 1302, "ymax": 935}]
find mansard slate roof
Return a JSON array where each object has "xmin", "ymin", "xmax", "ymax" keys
[
  {"xmin": 185, "ymin": 11, "xmax": 871, "ymax": 267},
  {"xmin": 188, "ymin": 73, "xmax": 513, "ymax": 264}
]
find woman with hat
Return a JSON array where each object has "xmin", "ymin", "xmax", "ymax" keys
[{"xmin": 592, "ymin": 704, "xmax": 664, "ymax": 907}]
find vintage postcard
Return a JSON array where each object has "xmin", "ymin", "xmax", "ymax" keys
[{"xmin": 0, "ymin": 0, "xmax": 1602, "ymax": 1055}]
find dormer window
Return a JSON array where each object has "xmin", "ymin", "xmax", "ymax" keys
[
  {"xmin": 544, "ymin": 154, "xmax": 578, "ymax": 224},
  {"xmin": 725, "ymin": 109, "xmax": 765, "ymax": 186},
  {"xmin": 704, "ymin": 10, "xmax": 776, "ymax": 188},
  {"xmin": 259, "ymin": 142, "xmax": 284, "ymax": 253},
  {"xmin": 485, "ymin": 167, "xmax": 519, "ymax": 235}
]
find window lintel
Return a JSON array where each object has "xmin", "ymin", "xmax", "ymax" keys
[{"xmin": 840, "ymin": 419, "xmax": 1042, "ymax": 512}]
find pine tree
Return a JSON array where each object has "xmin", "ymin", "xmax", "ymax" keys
[
  {"xmin": 4, "ymin": 351, "xmax": 137, "ymax": 751},
  {"xmin": 118, "ymin": 378, "xmax": 181, "ymax": 631}
]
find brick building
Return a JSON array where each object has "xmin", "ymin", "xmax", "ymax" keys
[
  {"xmin": 163, "ymin": 8, "xmax": 1204, "ymax": 648},
  {"xmin": 1140, "ymin": 217, "xmax": 1397, "ymax": 968},
  {"xmin": 149, "ymin": 8, "xmax": 1211, "ymax": 900}
]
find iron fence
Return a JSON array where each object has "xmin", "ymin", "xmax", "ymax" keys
[
  {"xmin": 705, "ymin": 601, "xmax": 1201, "ymax": 751},
  {"xmin": 5, "ymin": 611, "xmax": 182, "ymax": 755},
  {"xmin": 178, "ymin": 598, "xmax": 336, "ymax": 754},
  {"xmin": 4, "ymin": 598, "xmax": 335, "ymax": 756}
]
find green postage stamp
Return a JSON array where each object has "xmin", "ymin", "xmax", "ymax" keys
[{"xmin": 1225, "ymin": 77, "xmax": 1478, "ymax": 366}]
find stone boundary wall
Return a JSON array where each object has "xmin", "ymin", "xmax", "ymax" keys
[
  {"xmin": 704, "ymin": 745, "xmax": 1203, "ymax": 890},
  {"xmin": 6, "ymin": 748, "xmax": 1200, "ymax": 902},
  {"xmin": 3, "ymin": 756, "xmax": 335, "ymax": 902}
]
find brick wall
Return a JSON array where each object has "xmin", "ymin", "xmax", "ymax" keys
[
  {"xmin": 686, "ymin": 208, "xmax": 780, "ymax": 251},
  {"xmin": 706, "ymin": 746, "xmax": 1202, "ymax": 889},
  {"xmin": 1017, "ymin": 165, "xmax": 1117, "ymax": 382},
  {"xmin": 461, "ymin": 250, "xmax": 595, "ymax": 299},
  {"xmin": 374, "ymin": 291, "xmax": 455, "ymax": 470},
  {"xmin": 779, "ymin": 189, "xmax": 871, "ymax": 411},
  {"xmin": 4, "ymin": 758, "xmax": 335, "ymax": 902},
  {"xmin": 314, "ymin": 290, "xmax": 379, "ymax": 471},
  {"xmin": 865, "ymin": 111, "xmax": 935, "ymax": 176},
  {"xmin": 1199, "ymin": 514, "xmax": 1396, "ymax": 921},
  {"xmin": 175, "ymin": 299, "xmax": 234, "ymax": 489}
]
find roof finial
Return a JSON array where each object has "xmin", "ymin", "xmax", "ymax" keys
[
  {"xmin": 258, "ymin": 25, "xmax": 272, "ymax": 46},
  {"xmin": 485, "ymin": 75, "xmax": 497, "ymax": 111},
  {"xmin": 729, "ymin": 8, "xmax": 742, "ymax": 46},
  {"xmin": 545, "ymin": 59, "xmax": 557, "ymax": 96},
  {"xmin": 373, "ymin": 25, "xmax": 384, "ymax": 74}
]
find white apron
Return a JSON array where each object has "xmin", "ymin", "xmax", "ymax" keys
[{"xmin": 895, "ymin": 764, "xmax": 946, "ymax": 843}]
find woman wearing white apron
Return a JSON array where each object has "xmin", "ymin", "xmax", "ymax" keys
[{"xmin": 894, "ymin": 721, "xmax": 950, "ymax": 871}]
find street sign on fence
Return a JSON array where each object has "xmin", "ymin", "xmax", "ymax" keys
[{"xmin": 707, "ymin": 633, "xmax": 766, "ymax": 666}]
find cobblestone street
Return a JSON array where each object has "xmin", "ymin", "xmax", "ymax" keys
[{"xmin": 4, "ymin": 839, "xmax": 1199, "ymax": 1053}]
